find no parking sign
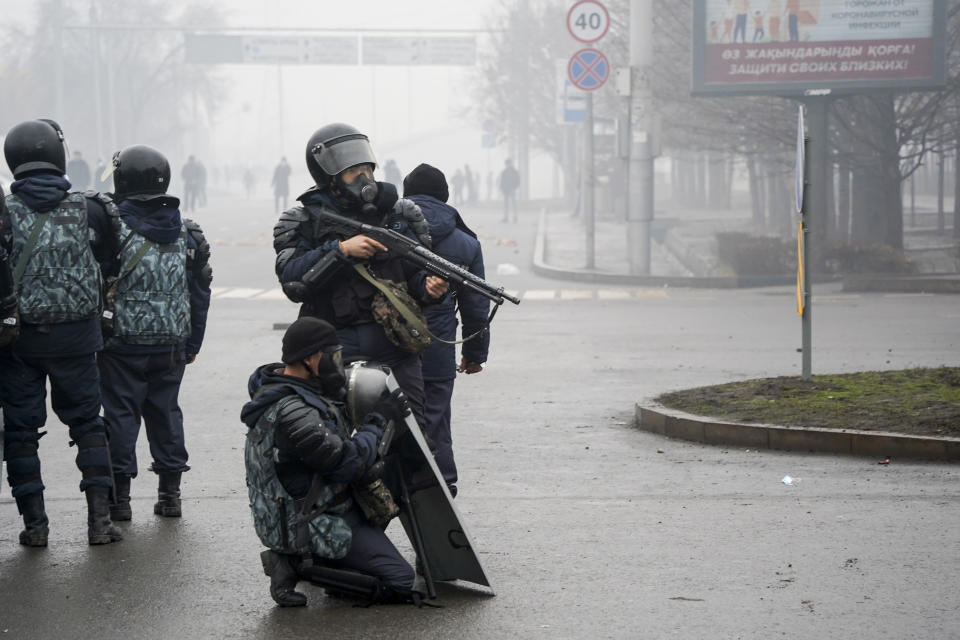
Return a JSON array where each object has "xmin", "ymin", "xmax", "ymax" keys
[{"xmin": 568, "ymin": 48, "xmax": 610, "ymax": 91}]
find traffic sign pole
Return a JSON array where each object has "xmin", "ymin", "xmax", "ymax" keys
[
  {"xmin": 583, "ymin": 92, "xmax": 595, "ymax": 269},
  {"xmin": 566, "ymin": 1, "xmax": 609, "ymax": 271}
]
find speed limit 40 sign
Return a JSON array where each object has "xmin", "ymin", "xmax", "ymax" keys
[{"xmin": 566, "ymin": 0, "xmax": 610, "ymax": 44}]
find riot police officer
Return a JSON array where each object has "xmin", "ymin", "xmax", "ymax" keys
[
  {"xmin": 273, "ymin": 123, "xmax": 446, "ymax": 427},
  {"xmin": 0, "ymin": 119, "xmax": 121, "ymax": 546},
  {"xmin": 97, "ymin": 145, "xmax": 213, "ymax": 523},
  {"xmin": 0, "ymin": 186, "xmax": 19, "ymax": 350},
  {"xmin": 242, "ymin": 317, "xmax": 415, "ymax": 606}
]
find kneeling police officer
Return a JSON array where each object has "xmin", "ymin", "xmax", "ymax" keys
[{"xmin": 241, "ymin": 317, "xmax": 416, "ymax": 607}]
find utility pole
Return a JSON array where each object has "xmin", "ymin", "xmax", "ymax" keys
[
  {"xmin": 518, "ymin": 0, "xmax": 531, "ymax": 202},
  {"xmin": 53, "ymin": 0, "xmax": 65, "ymax": 122},
  {"xmin": 628, "ymin": 0, "xmax": 655, "ymax": 275},
  {"xmin": 90, "ymin": 1, "xmax": 105, "ymax": 162}
]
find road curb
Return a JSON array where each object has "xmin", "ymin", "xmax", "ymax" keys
[{"xmin": 635, "ymin": 404, "xmax": 960, "ymax": 461}]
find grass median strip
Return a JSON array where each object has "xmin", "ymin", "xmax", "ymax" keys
[{"xmin": 656, "ymin": 367, "xmax": 960, "ymax": 438}]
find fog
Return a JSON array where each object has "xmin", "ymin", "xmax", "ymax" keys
[{"xmin": 0, "ymin": 0, "xmax": 529, "ymax": 197}]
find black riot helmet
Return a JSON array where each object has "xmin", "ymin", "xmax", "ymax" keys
[
  {"xmin": 4, "ymin": 119, "xmax": 68, "ymax": 178},
  {"xmin": 305, "ymin": 123, "xmax": 377, "ymax": 189},
  {"xmin": 109, "ymin": 144, "xmax": 171, "ymax": 201}
]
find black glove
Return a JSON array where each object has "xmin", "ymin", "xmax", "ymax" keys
[
  {"xmin": 371, "ymin": 388, "xmax": 411, "ymax": 426},
  {"xmin": 358, "ymin": 459, "xmax": 385, "ymax": 486},
  {"xmin": 0, "ymin": 303, "xmax": 19, "ymax": 349}
]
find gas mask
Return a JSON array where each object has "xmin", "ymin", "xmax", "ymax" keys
[
  {"xmin": 305, "ymin": 346, "xmax": 346, "ymax": 399},
  {"xmin": 333, "ymin": 165, "xmax": 378, "ymax": 214}
]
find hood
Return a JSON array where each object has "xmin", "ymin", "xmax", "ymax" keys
[
  {"xmin": 408, "ymin": 194, "xmax": 476, "ymax": 242},
  {"xmin": 240, "ymin": 363, "xmax": 318, "ymax": 428},
  {"xmin": 10, "ymin": 174, "xmax": 73, "ymax": 212},
  {"xmin": 117, "ymin": 197, "xmax": 183, "ymax": 244}
]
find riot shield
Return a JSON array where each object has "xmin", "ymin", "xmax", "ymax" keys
[{"xmin": 383, "ymin": 374, "xmax": 494, "ymax": 597}]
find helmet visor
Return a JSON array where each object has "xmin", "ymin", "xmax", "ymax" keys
[{"xmin": 311, "ymin": 135, "xmax": 377, "ymax": 176}]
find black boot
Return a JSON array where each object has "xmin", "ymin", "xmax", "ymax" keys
[
  {"xmin": 154, "ymin": 472, "xmax": 182, "ymax": 517},
  {"xmin": 260, "ymin": 550, "xmax": 307, "ymax": 607},
  {"xmin": 110, "ymin": 475, "xmax": 132, "ymax": 521},
  {"xmin": 16, "ymin": 492, "xmax": 49, "ymax": 547},
  {"xmin": 86, "ymin": 486, "xmax": 123, "ymax": 545}
]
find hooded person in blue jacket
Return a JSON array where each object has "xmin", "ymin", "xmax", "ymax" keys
[
  {"xmin": 95, "ymin": 145, "xmax": 213, "ymax": 525},
  {"xmin": 0, "ymin": 119, "xmax": 122, "ymax": 546},
  {"xmin": 402, "ymin": 164, "xmax": 490, "ymax": 497}
]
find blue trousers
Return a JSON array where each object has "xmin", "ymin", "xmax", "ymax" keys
[
  {"xmin": 98, "ymin": 350, "xmax": 189, "ymax": 478},
  {"xmin": 0, "ymin": 350, "xmax": 112, "ymax": 497},
  {"xmin": 323, "ymin": 506, "xmax": 414, "ymax": 588},
  {"xmin": 423, "ymin": 378, "xmax": 457, "ymax": 488}
]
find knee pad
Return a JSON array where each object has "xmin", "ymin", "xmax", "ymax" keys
[
  {"xmin": 4, "ymin": 430, "xmax": 46, "ymax": 497},
  {"xmin": 70, "ymin": 427, "xmax": 113, "ymax": 490}
]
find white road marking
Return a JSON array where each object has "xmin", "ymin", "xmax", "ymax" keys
[
  {"xmin": 560, "ymin": 289, "xmax": 594, "ymax": 300},
  {"xmin": 522, "ymin": 289, "xmax": 557, "ymax": 300},
  {"xmin": 254, "ymin": 288, "xmax": 289, "ymax": 300},
  {"xmin": 597, "ymin": 289, "xmax": 632, "ymax": 300},
  {"xmin": 218, "ymin": 288, "xmax": 264, "ymax": 299}
]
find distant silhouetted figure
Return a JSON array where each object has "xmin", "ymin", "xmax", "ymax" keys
[
  {"xmin": 499, "ymin": 158, "xmax": 520, "ymax": 222},
  {"xmin": 464, "ymin": 164, "xmax": 475, "ymax": 203},
  {"xmin": 197, "ymin": 159, "xmax": 207, "ymax": 207},
  {"xmin": 271, "ymin": 157, "xmax": 291, "ymax": 213},
  {"xmin": 383, "ymin": 158, "xmax": 402, "ymax": 186},
  {"xmin": 181, "ymin": 155, "xmax": 201, "ymax": 212},
  {"xmin": 66, "ymin": 150, "xmax": 91, "ymax": 191},
  {"xmin": 451, "ymin": 169, "xmax": 465, "ymax": 205}
]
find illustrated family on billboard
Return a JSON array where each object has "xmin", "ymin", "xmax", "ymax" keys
[{"xmin": 708, "ymin": 0, "xmax": 818, "ymax": 44}]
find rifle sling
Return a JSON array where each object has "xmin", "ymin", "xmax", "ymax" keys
[{"xmin": 353, "ymin": 263, "xmax": 486, "ymax": 346}]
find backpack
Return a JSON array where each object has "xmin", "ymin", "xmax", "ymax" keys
[
  {"xmin": 6, "ymin": 192, "xmax": 100, "ymax": 324},
  {"xmin": 245, "ymin": 393, "xmax": 352, "ymax": 559}
]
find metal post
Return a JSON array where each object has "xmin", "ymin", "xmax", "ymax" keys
[
  {"xmin": 806, "ymin": 97, "xmax": 829, "ymax": 270},
  {"xmin": 583, "ymin": 92, "xmax": 595, "ymax": 269},
  {"xmin": 519, "ymin": 0, "xmax": 531, "ymax": 202},
  {"xmin": 628, "ymin": 0, "xmax": 654, "ymax": 275},
  {"xmin": 90, "ymin": 2, "xmax": 105, "ymax": 162},
  {"xmin": 801, "ymin": 130, "xmax": 812, "ymax": 381},
  {"xmin": 54, "ymin": 0, "xmax": 65, "ymax": 122},
  {"xmin": 277, "ymin": 65, "xmax": 284, "ymax": 158}
]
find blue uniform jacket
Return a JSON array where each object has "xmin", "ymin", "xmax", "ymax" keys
[{"xmin": 408, "ymin": 195, "xmax": 490, "ymax": 382}]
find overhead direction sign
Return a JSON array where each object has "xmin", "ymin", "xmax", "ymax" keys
[
  {"xmin": 567, "ymin": 0, "xmax": 610, "ymax": 43},
  {"xmin": 568, "ymin": 48, "xmax": 610, "ymax": 91},
  {"xmin": 185, "ymin": 33, "xmax": 476, "ymax": 66},
  {"xmin": 185, "ymin": 34, "xmax": 358, "ymax": 65},
  {"xmin": 361, "ymin": 36, "xmax": 476, "ymax": 65}
]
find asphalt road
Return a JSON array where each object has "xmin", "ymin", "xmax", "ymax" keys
[{"xmin": 1, "ymin": 193, "xmax": 958, "ymax": 639}]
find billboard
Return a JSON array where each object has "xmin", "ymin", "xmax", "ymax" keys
[{"xmin": 692, "ymin": 0, "xmax": 947, "ymax": 96}]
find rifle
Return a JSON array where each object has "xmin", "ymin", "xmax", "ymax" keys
[{"xmin": 311, "ymin": 206, "xmax": 522, "ymax": 307}]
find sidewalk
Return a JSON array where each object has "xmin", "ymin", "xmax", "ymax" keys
[{"xmin": 534, "ymin": 202, "xmax": 960, "ymax": 292}]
